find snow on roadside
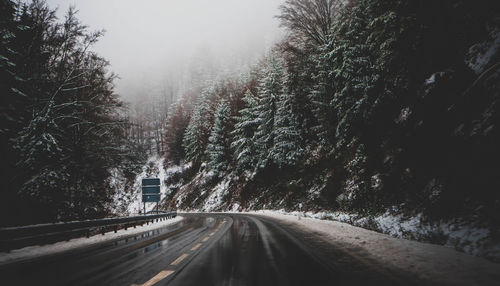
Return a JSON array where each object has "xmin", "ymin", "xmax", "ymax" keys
[
  {"xmin": 201, "ymin": 178, "xmax": 230, "ymax": 212},
  {"xmin": 243, "ymin": 210, "xmax": 500, "ymax": 285},
  {"xmin": 111, "ymin": 156, "xmax": 169, "ymax": 216},
  {"xmin": 241, "ymin": 208, "xmax": 499, "ymax": 262},
  {"xmin": 0, "ymin": 216, "xmax": 184, "ymax": 265},
  {"xmin": 108, "ymin": 167, "xmax": 130, "ymax": 214}
]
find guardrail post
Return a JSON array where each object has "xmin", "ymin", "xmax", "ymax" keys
[{"xmin": 0, "ymin": 211, "xmax": 178, "ymax": 251}]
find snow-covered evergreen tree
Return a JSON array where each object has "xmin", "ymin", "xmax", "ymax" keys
[
  {"xmin": 231, "ymin": 90, "xmax": 259, "ymax": 171},
  {"xmin": 331, "ymin": 7, "xmax": 377, "ymax": 147},
  {"xmin": 270, "ymin": 81, "xmax": 304, "ymax": 168},
  {"xmin": 183, "ymin": 105, "xmax": 206, "ymax": 163},
  {"xmin": 309, "ymin": 40, "xmax": 337, "ymax": 146},
  {"xmin": 182, "ymin": 88, "xmax": 215, "ymax": 165},
  {"xmin": 163, "ymin": 100, "xmax": 190, "ymax": 164},
  {"xmin": 1, "ymin": 3, "xmax": 134, "ymax": 223},
  {"xmin": 14, "ymin": 101, "xmax": 69, "ymax": 206},
  {"xmin": 0, "ymin": 0, "xmax": 28, "ymax": 210},
  {"xmin": 254, "ymin": 54, "xmax": 284, "ymax": 169},
  {"xmin": 206, "ymin": 100, "xmax": 232, "ymax": 176}
]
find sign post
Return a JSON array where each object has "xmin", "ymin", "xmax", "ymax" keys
[{"xmin": 142, "ymin": 178, "xmax": 161, "ymax": 215}]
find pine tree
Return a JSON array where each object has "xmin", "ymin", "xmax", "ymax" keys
[
  {"xmin": 0, "ymin": 0, "xmax": 28, "ymax": 223},
  {"xmin": 231, "ymin": 90, "xmax": 259, "ymax": 170},
  {"xmin": 5, "ymin": 2, "xmax": 132, "ymax": 223},
  {"xmin": 164, "ymin": 100, "xmax": 190, "ymax": 164},
  {"xmin": 183, "ymin": 88, "xmax": 215, "ymax": 165},
  {"xmin": 254, "ymin": 54, "xmax": 284, "ymax": 169},
  {"xmin": 270, "ymin": 81, "xmax": 304, "ymax": 168},
  {"xmin": 14, "ymin": 101, "xmax": 69, "ymax": 207},
  {"xmin": 309, "ymin": 40, "xmax": 337, "ymax": 146},
  {"xmin": 0, "ymin": 0, "xmax": 24, "ymax": 127},
  {"xmin": 206, "ymin": 100, "xmax": 232, "ymax": 176}
]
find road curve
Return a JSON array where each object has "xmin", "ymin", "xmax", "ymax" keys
[{"xmin": 0, "ymin": 213, "xmax": 413, "ymax": 286}]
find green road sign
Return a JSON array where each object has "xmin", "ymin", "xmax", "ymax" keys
[
  {"xmin": 142, "ymin": 178, "xmax": 160, "ymax": 186},
  {"xmin": 142, "ymin": 178, "xmax": 160, "ymax": 203},
  {"xmin": 142, "ymin": 194, "xmax": 160, "ymax": 203},
  {"xmin": 142, "ymin": 186, "xmax": 160, "ymax": 194}
]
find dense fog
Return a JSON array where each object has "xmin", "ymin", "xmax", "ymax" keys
[{"xmin": 46, "ymin": 0, "xmax": 284, "ymax": 103}]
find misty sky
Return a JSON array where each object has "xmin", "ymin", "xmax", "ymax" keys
[{"xmin": 46, "ymin": 0, "xmax": 285, "ymax": 102}]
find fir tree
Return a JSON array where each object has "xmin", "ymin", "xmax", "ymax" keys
[
  {"xmin": 183, "ymin": 89, "xmax": 215, "ymax": 165},
  {"xmin": 206, "ymin": 100, "xmax": 232, "ymax": 176},
  {"xmin": 309, "ymin": 40, "xmax": 337, "ymax": 146},
  {"xmin": 164, "ymin": 100, "xmax": 190, "ymax": 164},
  {"xmin": 14, "ymin": 101, "xmax": 69, "ymax": 207},
  {"xmin": 231, "ymin": 90, "xmax": 259, "ymax": 170},
  {"xmin": 3, "ymin": 2, "xmax": 132, "ymax": 223},
  {"xmin": 254, "ymin": 54, "xmax": 284, "ymax": 169},
  {"xmin": 0, "ymin": 0, "xmax": 28, "ymax": 223},
  {"xmin": 270, "ymin": 82, "xmax": 304, "ymax": 168}
]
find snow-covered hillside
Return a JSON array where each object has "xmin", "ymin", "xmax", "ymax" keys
[
  {"xmin": 161, "ymin": 161, "xmax": 500, "ymax": 262},
  {"xmin": 109, "ymin": 156, "xmax": 167, "ymax": 215}
]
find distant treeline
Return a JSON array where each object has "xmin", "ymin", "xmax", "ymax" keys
[
  {"xmin": 0, "ymin": 0, "xmax": 145, "ymax": 226},
  {"xmin": 163, "ymin": 0, "xmax": 500, "ymax": 223}
]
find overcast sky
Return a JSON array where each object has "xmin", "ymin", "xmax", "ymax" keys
[{"xmin": 45, "ymin": 0, "xmax": 285, "ymax": 102}]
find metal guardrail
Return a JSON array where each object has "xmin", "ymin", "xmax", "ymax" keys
[{"xmin": 0, "ymin": 211, "xmax": 177, "ymax": 252}]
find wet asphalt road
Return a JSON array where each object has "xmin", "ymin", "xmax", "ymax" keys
[{"xmin": 0, "ymin": 213, "xmax": 413, "ymax": 286}]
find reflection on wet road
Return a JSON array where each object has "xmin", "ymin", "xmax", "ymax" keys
[
  {"xmin": 0, "ymin": 214, "xmax": 409, "ymax": 286},
  {"xmin": 169, "ymin": 215, "xmax": 336, "ymax": 286}
]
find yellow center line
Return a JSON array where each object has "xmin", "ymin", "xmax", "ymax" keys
[
  {"xmin": 202, "ymin": 236, "xmax": 210, "ymax": 242},
  {"xmin": 131, "ymin": 270, "xmax": 174, "ymax": 286},
  {"xmin": 191, "ymin": 243, "xmax": 202, "ymax": 251},
  {"xmin": 170, "ymin": 253, "xmax": 189, "ymax": 266}
]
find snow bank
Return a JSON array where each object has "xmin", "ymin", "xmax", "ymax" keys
[
  {"xmin": 0, "ymin": 216, "xmax": 184, "ymax": 265},
  {"xmin": 247, "ymin": 210, "xmax": 500, "ymax": 286},
  {"xmin": 235, "ymin": 208, "xmax": 500, "ymax": 262}
]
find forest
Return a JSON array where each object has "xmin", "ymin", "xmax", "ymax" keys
[
  {"xmin": 1, "ymin": 0, "xmax": 499, "ymax": 258},
  {"xmin": 162, "ymin": 0, "xmax": 500, "ymax": 226},
  {"xmin": 0, "ymin": 0, "xmax": 147, "ymax": 225}
]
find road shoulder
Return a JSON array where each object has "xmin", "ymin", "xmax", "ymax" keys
[
  {"xmin": 250, "ymin": 211, "xmax": 500, "ymax": 286},
  {"xmin": 0, "ymin": 216, "xmax": 184, "ymax": 266}
]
